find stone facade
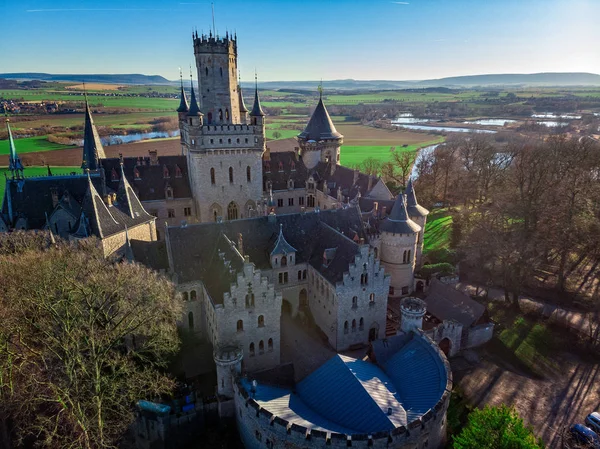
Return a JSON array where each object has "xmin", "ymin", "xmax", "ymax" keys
[{"xmin": 380, "ymin": 229, "xmax": 419, "ymax": 296}]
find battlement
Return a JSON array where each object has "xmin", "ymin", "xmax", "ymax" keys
[
  {"xmin": 193, "ymin": 33, "xmax": 237, "ymax": 54},
  {"xmin": 234, "ymin": 375, "xmax": 449, "ymax": 449},
  {"xmin": 201, "ymin": 124, "xmax": 262, "ymax": 135}
]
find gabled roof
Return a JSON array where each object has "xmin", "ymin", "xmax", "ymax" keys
[
  {"xmin": 81, "ymin": 173, "xmax": 119, "ymax": 238},
  {"xmin": 378, "ymin": 193, "xmax": 421, "ymax": 234},
  {"xmin": 424, "ymin": 279, "xmax": 486, "ymax": 327},
  {"xmin": 405, "ymin": 178, "xmax": 429, "ymax": 218},
  {"xmin": 270, "ymin": 224, "xmax": 297, "ymax": 256},
  {"xmin": 81, "ymin": 98, "xmax": 106, "ymax": 171},
  {"xmin": 297, "ymin": 95, "xmax": 342, "ymax": 141},
  {"xmin": 115, "ymin": 164, "xmax": 153, "ymax": 220}
]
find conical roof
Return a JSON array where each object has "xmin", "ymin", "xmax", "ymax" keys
[
  {"xmin": 379, "ymin": 193, "xmax": 421, "ymax": 234},
  {"xmin": 297, "ymin": 94, "xmax": 342, "ymax": 141},
  {"xmin": 250, "ymin": 84, "xmax": 265, "ymax": 117},
  {"xmin": 176, "ymin": 83, "xmax": 189, "ymax": 113},
  {"xmin": 270, "ymin": 224, "xmax": 296, "ymax": 256},
  {"xmin": 187, "ymin": 81, "xmax": 201, "ymax": 116},
  {"xmin": 81, "ymin": 98, "xmax": 106, "ymax": 171},
  {"xmin": 405, "ymin": 178, "xmax": 429, "ymax": 217}
]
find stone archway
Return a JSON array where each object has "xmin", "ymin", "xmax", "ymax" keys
[{"xmin": 439, "ymin": 338, "xmax": 452, "ymax": 356}]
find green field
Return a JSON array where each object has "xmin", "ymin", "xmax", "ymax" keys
[
  {"xmin": 423, "ymin": 208, "xmax": 453, "ymax": 253},
  {"xmin": 340, "ymin": 140, "xmax": 442, "ymax": 167},
  {"xmin": 0, "ymin": 166, "xmax": 80, "ymax": 200},
  {"xmin": 265, "ymin": 129, "xmax": 299, "ymax": 140},
  {"xmin": 0, "ymin": 136, "xmax": 75, "ymax": 155}
]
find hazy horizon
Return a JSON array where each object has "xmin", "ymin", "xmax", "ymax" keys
[{"xmin": 2, "ymin": 0, "xmax": 599, "ymax": 82}]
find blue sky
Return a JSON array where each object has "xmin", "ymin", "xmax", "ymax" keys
[{"xmin": 1, "ymin": 0, "xmax": 599, "ymax": 82}]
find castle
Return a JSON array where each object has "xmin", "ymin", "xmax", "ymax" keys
[{"xmin": 0, "ymin": 30, "xmax": 458, "ymax": 449}]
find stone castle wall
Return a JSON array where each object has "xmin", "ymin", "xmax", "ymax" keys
[{"xmin": 101, "ymin": 220, "xmax": 156, "ymax": 257}]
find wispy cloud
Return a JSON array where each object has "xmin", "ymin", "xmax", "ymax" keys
[
  {"xmin": 391, "ymin": 1, "xmax": 410, "ymax": 4},
  {"xmin": 26, "ymin": 8, "xmax": 175, "ymax": 12}
]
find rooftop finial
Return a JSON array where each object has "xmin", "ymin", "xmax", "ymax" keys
[
  {"xmin": 318, "ymin": 79, "xmax": 323, "ymax": 100},
  {"xmin": 211, "ymin": 2, "xmax": 216, "ymax": 37}
]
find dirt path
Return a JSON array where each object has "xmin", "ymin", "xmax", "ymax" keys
[{"xmin": 455, "ymin": 351, "xmax": 600, "ymax": 448}]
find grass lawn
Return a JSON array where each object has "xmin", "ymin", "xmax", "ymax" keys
[
  {"xmin": 265, "ymin": 129, "xmax": 299, "ymax": 140},
  {"xmin": 0, "ymin": 166, "xmax": 80, "ymax": 199},
  {"xmin": 423, "ymin": 208, "xmax": 453, "ymax": 254},
  {"xmin": 0, "ymin": 136, "xmax": 75, "ymax": 155}
]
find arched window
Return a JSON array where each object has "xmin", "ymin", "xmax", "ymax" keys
[
  {"xmin": 237, "ymin": 320, "xmax": 244, "ymax": 332},
  {"xmin": 249, "ymin": 343, "xmax": 255, "ymax": 357},
  {"xmin": 246, "ymin": 293, "xmax": 255, "ymax": 307},
  {"xmin": 361, "ymin": 273, "xmax": 368, "ymax": 285},
  {"xmin": 213, "ymin": 210, "xmax": 218, "ymax": 222},
  {"xmin": 259, "ymin": 340, "xmax": 264, "ymax": 354},
  {"xmin": 210, "ymin": 167, "xmax": 215, "ymax": 185},
  {"xmin": 258, "ymin": 315, "xmax": 265, "ymax": 327},
  {"xmin": 344, "ymin": 321, "xmax": 349, "ymax": 334},
  {"xmin": 281, "ymin": 256, "xmax": 287, "ymax": 267},
  {"xmin": 246, "ymin": 166, "xmax": 251, "ymax": 182},
  {"xmin": 298, "ymin": 270, "xmax": 302, "ymax": 281},
  {"xmin": 369, "ymin": 293, "xmax": 375, "ymax": 304},
  {"xmin": 188, "ymin": 312, "xmax": 194, "ymax": 329},
  {"xmin": 229, "ymin": 167, "xmax": 234, "ymax": 183},
  {"xmin": 268, "ymin": 338, "xmax": 273, "ymax": 352},
  {"xmin": 189, "ymin": 290, "xmax": 196, "ymax": 301},
  {"xmin": 359, "ymin": 318, "xmax": 364, "ymax": 330},
  {"xmin": 182, "ymin": 292, "xmax": 188, "ymax": 301},
  {"xmin": 219, "ymin": 109, "xmax": 223, "ymax": 121},
  {"xmin": 205, "ymin": 67, "xmax": 208, "ymax": 77},
  {"xmin": 225, "ymin": 109, "xmax": 229, "ymax": 121},
  {"xmin": 228, "ymin": 202, "xmax": 238, "ymax": 220},
  {"xmin": 352, "ymin": 296, "xmax": 358, "ymax": 309},
  {"xmin": 352, "ymin": 319, "xmax": 356, "ymax": 332}
]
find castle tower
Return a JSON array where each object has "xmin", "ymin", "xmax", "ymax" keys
[
  {"xmin": 379, "ymin": 193, "xmax": 421, "ymax": 295},
  {"xmin": 180, "ymin": 32, "xmax": 265, "ymax": 223},
  {"xmin": 297, "ymin": 90, "xmax": 343, "ymax": 172},
  {"xmin": 405, "ymin": 178, "xmax": 429, "ymax": 269},
  {"xmin": 193, "ymin": 31, "xmax": 240, "ymax": 124},
  {"xmin": 399, "ymin": 297, "xmax": 426, "ymax": 334},
  {"xmin": 214, "ymin": 345, "xmax": 243, "ymax": 398},
  {"xmin": 176, "ymin": 71, "xmax": 189, "ymax": 122}
]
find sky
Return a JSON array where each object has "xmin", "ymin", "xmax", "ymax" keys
[{"xmin": 1, "ymin": 0, "xmax": 599, "ymax": 82}]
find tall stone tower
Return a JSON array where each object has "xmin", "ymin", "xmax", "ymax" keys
[
  {"xmin": 214, "ymin": 345, "xmax": 243, "ymax": 418},
  {"xmin": 399, "ymin": 297, "xmax": 426, "ymax": 334},
  {"xmin": 405, "ymin": 178, "xmax": 429, "ymax": 269},
  {"xmin": 379, "ymin": 193, "xmax": 421, "ymax": 295},
  {"xmin": 179, "ymin": 32, "xmax": 265, "ymax": 223}
]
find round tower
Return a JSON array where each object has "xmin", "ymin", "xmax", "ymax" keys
[
  {"xmin": 379, "ymin": 194, "xmax": 421, "ymax": 295},
  {"xmin": 297, "ymin": 92, "xmax": 343, "ymax": 172},
  {"xmin": 400, "ymin": 297, "xmax": 426, "ymax": 334},
  {"xmin": 405, "ymin": 178, "xmax": 430, "ymax": 269},
  {"xmin": 214, "ymin": 344, "xmax": 243, "ymax": 398}
]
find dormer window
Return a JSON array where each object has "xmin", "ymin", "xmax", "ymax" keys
[
  {"xmin": 165, "ymin": 185, "xmax": 173, "ymax": 200},
  {"xmin": 133, "ymin": 167, "xmax": 141, "ymax": 180},
  {"xmin": 175, "ymin": 165, "xmax": 182, "ymax": 178},
  {"xmin": 111, "ymin": 168, "xmax": 119, "ymax": 182},
  {"xmin": 163, "ymin": 165, "xmax": 170, "ymax": 179}
]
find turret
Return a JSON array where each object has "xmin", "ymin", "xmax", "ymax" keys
[
  {"xmin": 297, "ymin": 88, "xmax": 343, "ymax": 172},
  {"xmin": 405, "ymin": 178, "xmax": 429, "ymax": 269},
  {"xmin": 250, "ymin": 74, "xmax": 265, "ymax": 126},
  {"xmin": 214, "ymin": 344, "xmax": 243, "ymax": 399},
  {"xmin": 379, "ymin": 193, "xmax": 421, "ymax": 296},
  {"xmin": 399, "ymin": 297, "xmax": 426, "ymax": 334},
  {"xmin": 176, "ymin": 69, "xmax": 189, "ymax": 122},
  {"xmin": 81, "ymin": 95, "xmax": 106, "ymax": 172},
  {"xmin": 6, "ymin": 117, "xmax": 24, "ymax": 179},
  {"xmin": 238, "ymin": 73, "xmax": 248, "ymax": 124},
  {"xmin": 186, "ymin": 73, "xmax": 202, "ymax": 127}
]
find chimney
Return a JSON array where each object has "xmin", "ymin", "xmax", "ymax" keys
[
  {"xmin": 105, "ymin": 195, "xmax": 112, "ymax": 206},
  {"xmin": 238, "ymin": 233, "xmax": 244, "ymax": 256},
  {"xmin": 148, "ymin": 150, "xmax": 158, "ymax": 166}
]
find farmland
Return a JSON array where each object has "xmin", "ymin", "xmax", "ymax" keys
[
  {"xmin": 0, "ymin": 166, "xmax": 80, "ymax": 199},
  {"xmin": 0, "ymin": 136, "xmax": 74, "ymax": 155}
]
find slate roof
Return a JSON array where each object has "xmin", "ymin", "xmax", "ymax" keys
[
  {"xmin": 297, "ymin": 95, "xmax": 342, "ymax": 141},
  {"xmin": 187, "ymin": 83, "xmax": 201, "ymax": 117},
  {"xmin": 424, "ymin": 279, "xmax": 486, "ymax": 327},
  {"xmin": 238, "ymin": 84, "xmax": 248, "ymax": 113},
  {"xmin": 101, "ymin": 156, "xmax": 192, "ymax": 201},
  {"xmin": 378, "ymin": 194, "xmax": 421, "ymax": 234},
  {"xmin": 250, "ymin": 86, "xmax": 265, "ymax": 117},
  {"xmin": 176, "ymin": 83, "xmax": 189, "ymax": 113},
  {"xmin": 165, "ymin": 208, "xmax": 366, "ymax": 300},
  {"xmin": 405, "ymin": 178, "xmax": 429, "ymax": 218},
  {"xmin": 130, "ymin": 239, "xmax": 169, "ymax": 271},
  {"xmin": 81, "ymin": 99, "xmax": 106, "ymax": 171},
  {"xmin": 270, "ymin": 224, "xmax": 297, "ymax": 256},
  {"xmin": 242, "ymin": 333, "xmax": 448, "ymax": 434}
]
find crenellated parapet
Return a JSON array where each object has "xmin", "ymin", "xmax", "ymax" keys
[{"xmin": 193, "ymin": 33, "xmax": 237, "ymax": 55}]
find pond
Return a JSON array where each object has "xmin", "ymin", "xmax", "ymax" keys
[
  {"xmin": 73, "ymin": 130, "xmax": 180, "ymax": 146},
  {"xmin": 464, "ymin": 119, "xmax": 517, "ymax": 126},
  {"xmin": 536, "ymin": 121, "xmax": 568, "ymax": 127},
  {"xmin": 531, "ymin": 113, "xmax": 581, "ymax": 120},
  {"xmin": 391, "ymin": 113, "xmax": 434, "ymax": 124},
  {"xmin": 395, "ymin": 124, "xmax": 496, "ymax": 134}
]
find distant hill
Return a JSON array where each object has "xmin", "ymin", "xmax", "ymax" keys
[{"xmin": 0, "ymin": 73, "xmax": 172, "ymax": 85}]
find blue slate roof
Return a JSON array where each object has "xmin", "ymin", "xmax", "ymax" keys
[{"xmin": 242, "ymin": 335, "xmax": 448, "ymax": 434}]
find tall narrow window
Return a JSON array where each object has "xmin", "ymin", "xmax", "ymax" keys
[
  {"xmin": 219, "ymin": 109, "xmax": 223, "ymax": 121},
  {"xmin": 190, "ymin": 290, "xmax": 197, "ymax": 301},
  {"xmin": 258, "ymin": 315, "xmax": 265, "ymax": 327},
  {"xmin": 225, "ymin": 109, "xmax": 230, "ymax": 121},
  {"xmin": 210, "ymin": 168, "xmax": 215, "ymax": 185},
  {"xmin": 344, "ymin": 321, "xmax": 349, "ymax": 334},
  {"xmin": 205, "ymin": 67, "xmax": 208, "ymax": 77},
  {"xmin": 352, "ymin": 319, "xmax": 356, "ymax": 332},
  {"xmin": 359, "ymin": 318, "xmax": 364, "ymax": 330},
  {"xmin": 249, "ymin": 343, "xmax": 255, "ymax": 357},
  {"xmin": 227, "ymin": 202, "xmax": 238, "ymax": 220},
  {"xmin": 268, "ymin": 338, "xmax": 273, "ymax": 352},
  {"xmin": 237, "ymin": 320, "xmax": 244, "ymax": 332},
  {"xmin": 259, "ymin": 340, "xmax": 264, "ymax": 354},
  {"xmin": 352, "ymin": 296, "xmax": 358, "ymax": 309},
  {"xmin": 247, "ymin": 166, "xmax": 251, "ymax": 182},
  {"xmin": 229, "ymin": 167, "xmax": 234, "ymax": 183}
]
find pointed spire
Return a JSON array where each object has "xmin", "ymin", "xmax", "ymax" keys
[
  {"xmin": 297, "ymin": 87, "xmax": 342, "ymax": 141},
  {"xmin": 81, "ymin": 94, "xmax": 106, "ymax": 171},
  {"xmin": 238, "ymin": 71, "xmax": 248, "ymax": 113},
  {"xmin": 379, "ymin": 193, "xmax": 421, "ymax": 234},
  {"xmin": 6, "ymin": 116, "xmax": 24, "ymax": 179},
  {"xmin": 81, "ymin": 170, "xmax": 117, "ymax": 238},
  {"xmin": 405, "ymin": 178, "xmax": 429, "ymax": 217},
  {"xmin": 116, "ymin": 162, "xmax": 146, "ymax": 219},
  {"xmin": 176, "ymin": 67, "xmax": 189, "ymax": 113},
  {"xmin": 47, "ymin": 165, "xmax": 53, "ymax": 176},
  {"xmin": 187, "ymin": 66, "xmax": 201, "ymax": 117},
  {"xmin": 271, "ymin": 223, "xmax": 297, "ymax": 256},
  {"xmin": 250, "ymin": 71, "xmax": 265, "ymax": 117}
]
